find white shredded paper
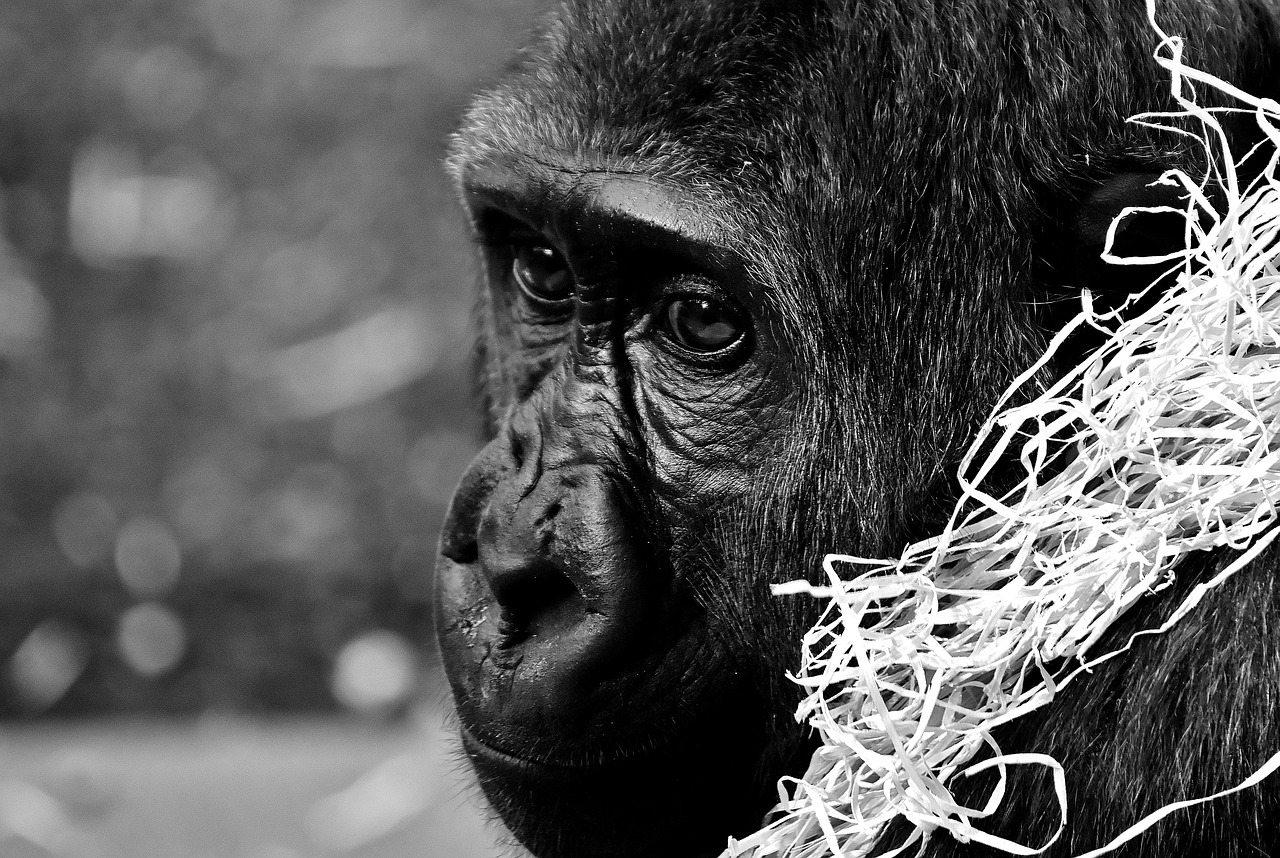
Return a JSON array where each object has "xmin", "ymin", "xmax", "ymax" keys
[{"xmin": 726, "ymin": 7, "xmax": 1280, "ymax": 858}]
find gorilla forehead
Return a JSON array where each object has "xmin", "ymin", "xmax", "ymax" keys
[
  {"xmin": 455, "ymin": 0, "xmax": 1245, "ymax": 190},
  {"xmin": 451, "ymin": 0, "xmax": 1253, "ymax": 344}
]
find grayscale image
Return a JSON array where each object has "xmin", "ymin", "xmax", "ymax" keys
[{"xmin": 3, "ymin": 2, "xmax": 1280, "ymax": 858}]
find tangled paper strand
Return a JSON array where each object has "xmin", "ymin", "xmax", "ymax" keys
[{"xmin": 727, "ymin": 5, "xmax": 1280, "ymax": 857}]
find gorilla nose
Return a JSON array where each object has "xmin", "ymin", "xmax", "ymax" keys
[
  {"xmin": 435, "ymin": 462, "xmax": 658, "ymax": 724},
  {"xmin": 475, "ymin": 474, "xmax": 641, "ymax": 658},
  {"xmin": 478, "ymin": 484, "xmax": 561, "ymax": 637}
]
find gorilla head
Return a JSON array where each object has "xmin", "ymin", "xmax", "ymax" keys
[{"xmin": 435, "ymin": 2, "xmax": 1280, "ymax": 856}]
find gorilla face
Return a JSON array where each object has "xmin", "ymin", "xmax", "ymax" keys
[
  {"xmin": 435, "ymin": 156, "xmax": 808, "ymax": 857},
  {"xmin": 435, "ymin": 2, "xmax": 1280, "ymax": 857}
]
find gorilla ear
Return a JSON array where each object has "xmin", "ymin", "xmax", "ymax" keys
[
  {"xmin": 1065, "ymin": 171, "xmax": 1200, "ymax": 314},
  {"xmin": 1041, "ymin": 171, "xmax": 1200, "ymax": 362},
  {"xmin": 1075, "ymin": 171, "xmax": 1194, "ymax": 270}
]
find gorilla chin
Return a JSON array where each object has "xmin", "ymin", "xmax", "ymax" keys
[{"xmin": 455, "ymin": 707, "xmax": 772, "ymax": 858}]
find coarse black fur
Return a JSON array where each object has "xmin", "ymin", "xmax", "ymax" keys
[{"xmin": 435, "ymin": 1, "xmax": 1280, "ymax": 856}]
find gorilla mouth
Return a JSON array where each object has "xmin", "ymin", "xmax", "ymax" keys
[
  {"xmin": 460, "ymin": 723, "xmax": 579, "ymax": 776},
  {"xmin": 459, "ymin": 720, "xmax": 679, "ymax": 780}
]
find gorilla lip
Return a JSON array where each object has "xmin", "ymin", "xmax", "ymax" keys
[
  {"xmin": 459, "ymin": 722, "xmax": 574, "ymax": 777},
  {"xmin": 459, "ymin": 720, "xmax": 678, "ymax": 781}
]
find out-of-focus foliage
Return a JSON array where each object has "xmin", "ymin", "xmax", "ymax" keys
[{"xmin": 0, "ymin": 0, "xmax": 526, "ymax": 716}]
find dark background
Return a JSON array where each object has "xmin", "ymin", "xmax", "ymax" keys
[{"xmin": 0, "ymin": 1, "xmax": 532, "ymax": 855}]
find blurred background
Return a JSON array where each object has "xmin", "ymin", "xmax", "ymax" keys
[{"xmin": 0, "ymin": 0, "xmax": 532, "ymax": 855}]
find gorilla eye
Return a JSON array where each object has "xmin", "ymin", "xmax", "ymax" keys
[
  {"xmin": 661, "ymin": 296, "xmax": 745, "ymax": 354},
  {"xmin": 512, "ymin": 240, "xmax": 574, "ymax": 304}
]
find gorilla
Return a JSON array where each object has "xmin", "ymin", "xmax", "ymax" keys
[{"xmin": 434, "ymin": 1, "xmax": 1280, "ymax": 856}]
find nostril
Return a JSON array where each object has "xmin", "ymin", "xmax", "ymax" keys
[
  {"xmin": 493, "ymin": 567, "xmax": 580, "ymax": 646},
  {"xmin": 441, "ymin": 529, "xmax": 479, "ymax": 565}
]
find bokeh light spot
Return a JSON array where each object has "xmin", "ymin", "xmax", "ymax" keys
[
  {"xmin": 114, "ymin": 517, "xmax": 182, "ymax": 598},
  {"xmin": 69, "ymin": 141, "xmax": 230, "ymax": 263},
  {"xmin": 9, "ymin": 621, "xmax": 89, "ymax": 713},
  {"xmin": 331, "ymin": 630, "xmax": 415, "ymax": 716},
  {"xmin": 116, "ymin": 603, "xmax": 187, "ymax": 678}
]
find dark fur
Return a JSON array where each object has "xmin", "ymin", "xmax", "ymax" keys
[{"xmin": 441, "ymin": 1, "xmax": 1280, "ymax": 856}]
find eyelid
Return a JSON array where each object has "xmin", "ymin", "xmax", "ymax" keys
[
  {"xmin": 508, "ymin": 225, "xmax": 552, "ymax": 249},
  {"xmin": 474, "ymin": 207, "xmax": 548, "ymax": 251},
  {"xmin": 653, "ymin": 274, "xmax": 735, "ymax": 306}
]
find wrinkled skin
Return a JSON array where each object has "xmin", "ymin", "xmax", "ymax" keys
[{"xmin": 435, "ymin": 2, "xmax": 1280, "ymax": 857}]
